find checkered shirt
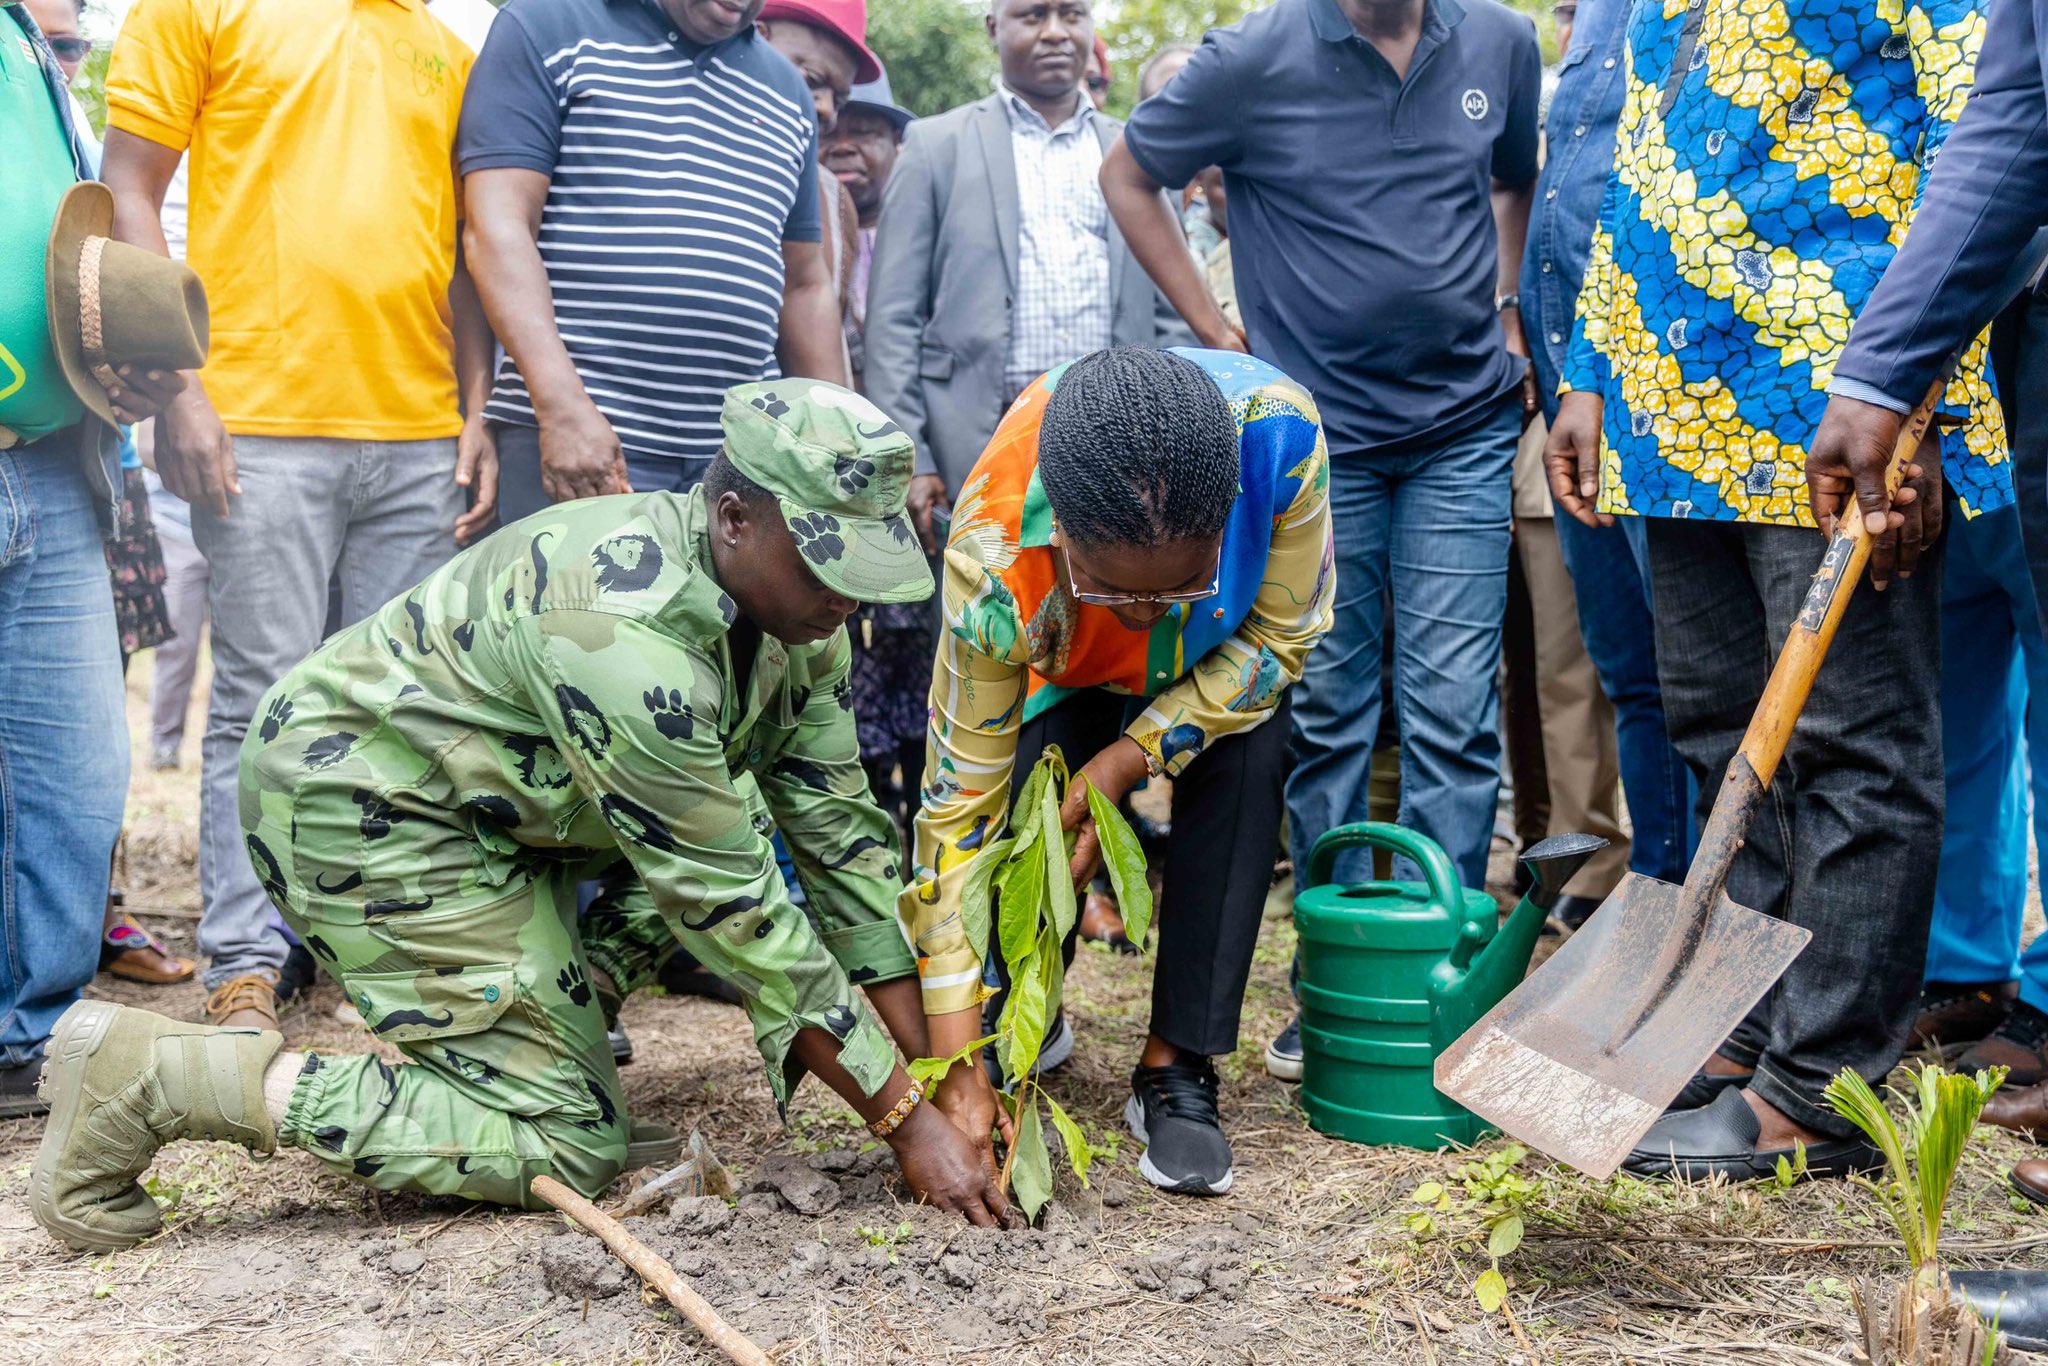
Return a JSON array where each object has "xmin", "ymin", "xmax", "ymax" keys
[{"xmin": 1000, "ymin": 87, "xmax": 1112, "ymax": 394}]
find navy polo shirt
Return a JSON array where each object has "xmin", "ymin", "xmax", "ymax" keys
[
  {"xmin": 1124, "ymin": 0, "xmax": 1541, "ymax": 456},
  {"xmin": 458, "ymin": 0, "xmax": 821, "ymax": 466}
]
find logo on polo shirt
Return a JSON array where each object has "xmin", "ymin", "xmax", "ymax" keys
[{"xmin": 1461, "ymin": 89, "xmax": 1489, "ymax": 119}]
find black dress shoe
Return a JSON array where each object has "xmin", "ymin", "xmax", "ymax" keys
[
  {"xmin": 1951, "ymin": 1269, "xmax": 2048, "ymax": 1352},
  {"xmin": 1667, "ymin": 1064, "xmax": 1752, "ymax": 1113},
  {"xmin": 0, "ymin": 1058, "xmax": 48, "ymax": 1119},
  {"xmin": 1548, "ymin": 893, "xmax": 1603, "ymax": 931},
  {"xmin": 1622, "ymin": 1087, "xmax": 1882, "ymax": 1182}
]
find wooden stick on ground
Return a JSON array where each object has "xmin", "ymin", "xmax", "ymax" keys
[{"xmin": 530, "ymin": 1175, "xmax": 771, "ymax": 1366}]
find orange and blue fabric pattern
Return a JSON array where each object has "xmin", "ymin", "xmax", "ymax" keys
[
  {"xmin": 1560, "ymin": 0, "xmax": 2009, "ymax": 526},
  {"xmin": 897, "ymin": 349, "xmax": 1335, "ymax": 1014}
]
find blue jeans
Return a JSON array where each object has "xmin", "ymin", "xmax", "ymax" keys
[
  {"xmin": 0, "ymin": 437, "xmax": 128, "ymax": 1067},
  {"xmin": 1551, "ymin": 513, "xmax": 1695, "ymax": 880},
  {"xmin": 1287, "ymin": 397, "xmax": 1519, "ymax": 890},
  {"xmin": 1929, "ymin": 505, "xmax": 2048, "ymax": 1013},
  {"xmin": 491, "ymin": 421, "xmax": 711, "ymax": 527}
]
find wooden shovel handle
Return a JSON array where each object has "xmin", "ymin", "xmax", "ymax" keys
[
  {"xmin": 531, "ymin": 1175, "xmax": 772, "ymax": 1366},
  {"xmin": 1732, "ymin": 379, "xmax": 1945, "ymax": 792}
]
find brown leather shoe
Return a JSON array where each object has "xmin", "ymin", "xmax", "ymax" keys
[
  {"xmin": 2014, "ymin": 1159, "xmax": 2048, "ymax": 1208},
  {"xmin": 1078, "ymin": 890, "xmax": 1138, "ymax": 956},
  {"xmin": 1981, "ymin": 1077, "xmax": 2048, "ymax": 1140},
  {"xmin": 203, "ymin": 970, "xmax": 281, "ymax": 1031},
  {"xmin": 1956, "ymin": 1002, "xmax": 2048, "ymax": 1089},
  {"xmin": 1911, "ymin": 979, "xmax": 2017, "ymax": 1051}
]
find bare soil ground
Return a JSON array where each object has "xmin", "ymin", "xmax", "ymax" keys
[{"xmin": 1, "ymin": 652, "xmax": 2044, "ymax": 1365}]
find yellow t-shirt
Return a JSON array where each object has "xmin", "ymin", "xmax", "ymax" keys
[{"xmin": 106, "ymin": 0, "xmax": 470, "ymax": 439}]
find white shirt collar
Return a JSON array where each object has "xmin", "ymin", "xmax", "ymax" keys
[{"xmin": 997, "ymin": 82, "xmax": 1093, "ymax": 137}]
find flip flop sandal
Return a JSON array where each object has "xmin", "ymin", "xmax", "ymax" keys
[{"xmin": 99, "ymin": 913, "xmax": 197, "ymax": 985}]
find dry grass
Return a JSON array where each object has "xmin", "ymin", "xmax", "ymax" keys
[{"xmin": 0, "ymin": 652, "xmax": 2042, "ymax": 1365}]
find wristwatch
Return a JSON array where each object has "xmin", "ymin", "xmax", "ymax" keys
[{"xmin": 1495, "ymin": 293, "xmax": 1522, "ymax": 313}]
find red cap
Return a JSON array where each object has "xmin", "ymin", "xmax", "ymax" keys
[{"xmin": 759, "ymin": 0, "xmax": 882, "ymax": 85}]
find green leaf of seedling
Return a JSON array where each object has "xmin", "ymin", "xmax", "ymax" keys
[
  {"xmin": 999, "ymin": 941, "xmax": 1049, "ymax": 1082},
  {"xmin": 995, "ymin": 850, "xmax": 1045, "ymax": 979},
  {"xmin": 1486, "ymin": 1213, "xmax": 1524, "ymax": 1260},
  {"xmin": 1085, "ymin": 777, "xmax": 1153, "ymax": 948},
  {"xmin": 958, "ymin": 836, "xmax": 1016, "ymax": 964},
  {"xmin": 1410, "ymin": 1181, "xmax": 1444, "ymax": 1204},
  {"xmin": 1010, "ymin": 1100, "xmax": 1053, "ymax": 1223},
  {"xmin": 1041, "ymin": 776, "xmax": 1077, "ymax": 945},
  {"xmin": 1473, "ymin": 1267, "xmax": 1507, "ymax": 1314},
  {"xmin": 1044, "ymin": 1092, "xmax": 1093, "ymax": 1187},
  {"xmin": 907, "ymin": 1034, "xmax": 1001, "ymax": 1087}
]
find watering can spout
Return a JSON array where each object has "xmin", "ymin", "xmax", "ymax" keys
[
  {"xmin": 1520, "ymin": 833, "xmax": 1611, "ymax": 914},
  {"xmin": 1431, "ymin": 834, "xmax": 1611, "ymax": 1052}
]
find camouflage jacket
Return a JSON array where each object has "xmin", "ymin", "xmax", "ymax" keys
[{"xmin": 240, "ymin": 488, "xmax": 912, "ymax": 1103}]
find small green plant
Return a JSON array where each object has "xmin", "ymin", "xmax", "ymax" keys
[
  {"xmin": 910, "ymin": 747, "xmax": 1152, "ymax": 1223},
  {"xmin": 854, "ymin": 1221, "xmax": 916, "ymax": 1263},
  {"xmin": 1406, "ymin": 1143, "xmax": 1545, "ymax": 1315},
  {"xmin": 1824, "ymin": 1062, "xmax": 2005, "ymax": 1289}
]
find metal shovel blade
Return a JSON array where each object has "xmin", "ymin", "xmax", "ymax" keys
[{"xmin": 1433, "ymin": 872, "xmax": 1811, "ymax": 1179}]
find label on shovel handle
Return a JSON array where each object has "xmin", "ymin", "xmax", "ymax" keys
[{"xmin": 1794, "ymin": 532, "xmax": 1856, "ymax": 634}]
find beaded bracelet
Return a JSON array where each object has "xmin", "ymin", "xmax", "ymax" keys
[{"xmin": 866, "ymin": 1077, "xmax": 927, "ymax": 1139}]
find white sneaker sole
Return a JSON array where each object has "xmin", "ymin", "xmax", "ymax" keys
[
  {"xmin": 1123, "ymin": 1093, "xmax": 1234, "ymax": 1196},
  {"xmin": 1263, "ymin": 1041, "xmax": 1303, "ymax": 1082}
]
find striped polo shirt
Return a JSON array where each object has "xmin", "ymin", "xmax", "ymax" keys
[{"xmin": 457, "ymin": 0, "xmax": 821, "ymax": 467}]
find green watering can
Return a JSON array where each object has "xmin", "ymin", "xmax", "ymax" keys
[{"xmin": 1293, "ymin": 823, "xmax": 1608, "ymax": 1149}]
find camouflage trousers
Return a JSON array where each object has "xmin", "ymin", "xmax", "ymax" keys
[{"xmin": 271, "ymin": 846, "xmax": 913, "ymax": 1210}]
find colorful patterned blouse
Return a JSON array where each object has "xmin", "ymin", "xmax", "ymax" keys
[
  {"xmin": 898, "ymin": 349, "xmax": 1335, "ymax": 1013},
  {"xmin": 1560, "ymin": 0, "xmax": 2009, "ymax": 525}
]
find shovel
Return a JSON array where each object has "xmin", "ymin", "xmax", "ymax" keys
[{"xmin": 1434, "ymin": 382, "xmax": 1948, "ymax": 1179}]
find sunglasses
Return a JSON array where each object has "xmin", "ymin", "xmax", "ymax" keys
[
  {"xmin": 48, "ymin": 36, "xmax": 95, "ymax": 62},
  {"xmin": 1085, "ymin": 74, "xmax": 1109, "ymax": 93},
  {"xmin": 1059, "ymin": 541, "xmax": 1221, "ymax": 608}
]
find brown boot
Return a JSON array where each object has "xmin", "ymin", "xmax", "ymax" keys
[
  {"xmin": 1957, "ymin": 1002, "xmax": 2048, "ymax": 1089},
  {"xmin": 1911, "ymin": 980, "xmax": 2016, "ymax": 1051},
  {"xmin": 2013, "ymin": 1159, "xmax": 2048, "ymax": 1209},
  {"xmin": 1981, "ymin": 1078, "xmax": 2048, "ymax": 1139},
  {"xmin": 203, "ymin": 969, "xmax": 281, "ymax": 1030}
]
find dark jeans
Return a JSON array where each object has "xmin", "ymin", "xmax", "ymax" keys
[
  {"xmin": 492, "ymin": 420, "xmax": 712, "ymax": 527},
  {"xmin": 1553, "ymin": 513, "xmax": 1695, "ymax": 880},
  {"xmin": 1005, "ymin": 689, "xmax": 1291, "ymax": 1059},
  {"xmin": 1646, "ymin": 516, "xmax": 1943, "ymax": 1138}
]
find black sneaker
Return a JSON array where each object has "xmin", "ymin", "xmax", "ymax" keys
[
  {"xmin": 0, "ymin": 1058, "xmax": 47, "ymax": 1119},
  {"xmin": 1125, "ymin": 1055, "xmax": 1233, "ymax": 1196},
  {"xmin": 1264, "ymin": 1014, "xmax": 1303, "ymax": 1082}
]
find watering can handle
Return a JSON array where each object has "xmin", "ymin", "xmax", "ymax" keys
[{"xmin": 1303, "ymin": 823, "xmax": 1464, "ymax": 903}]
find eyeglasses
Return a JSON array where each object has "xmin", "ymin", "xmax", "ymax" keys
[
  {"xmin": 1059, "ymin": 542, "xmax": 1221, "ymax": 608},
  {"xmin": 48, "ymin": 36, "xmax": 95, "ymax": 62}
]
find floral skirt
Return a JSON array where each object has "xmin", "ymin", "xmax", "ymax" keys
[{"xmin": 106, "ymin": 465, "xmax": 172, "ymax": 658}]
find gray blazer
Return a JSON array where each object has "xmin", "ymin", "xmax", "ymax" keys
[{"xmin": 864, "ymin": 94, "xmax": 1194, "ymax": 490}]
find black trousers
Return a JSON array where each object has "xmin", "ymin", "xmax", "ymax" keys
[
  {"xmin": 1645, "ymin": 517, "xmax": 1944, "ymax": 1137},
  {"xmin": 1004, "ymin": 688, "xmax": 1293, "ymax": 1059},
  {"xmin": 1991, "ymin": 291, "xmax": 2048, "ymax": 629}
]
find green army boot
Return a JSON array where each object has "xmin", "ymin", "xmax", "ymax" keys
[{"xmin": 30, "ymin": 999, "xmax": 281, "ymax": 1252}]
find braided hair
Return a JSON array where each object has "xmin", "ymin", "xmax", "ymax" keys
[{"xmin": 1037, "ymin": 348, "xmax": 1239, "ymax": 550}]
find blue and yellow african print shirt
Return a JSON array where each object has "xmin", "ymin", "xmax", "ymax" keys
[{"xmin": 1561, "ymin": 0, "xmax": 2009, "ymax": 525}]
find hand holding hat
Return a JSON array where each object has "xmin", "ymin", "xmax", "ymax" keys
[{"xmin": 46, "ymin": 182, "xmax": 208, "ymax": 426}]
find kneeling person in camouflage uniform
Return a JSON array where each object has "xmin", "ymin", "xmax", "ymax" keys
[{"xmin": 29, "ymin": 382, "xmax": 1009, "ymax": 1251}]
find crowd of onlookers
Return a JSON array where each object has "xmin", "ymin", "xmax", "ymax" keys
[{"xmin": 5, "ymin": 0, "xmax": 2048, "ymax": 1216}]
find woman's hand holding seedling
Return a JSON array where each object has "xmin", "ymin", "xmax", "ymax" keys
[{"xmin": 1062, "ymin": 737, "xmax": 1152, "ymax": 889}]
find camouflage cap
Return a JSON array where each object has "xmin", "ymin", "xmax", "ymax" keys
[{"xmin": 722, "ymin": 380, "xmax": 932, "ymax": 605}]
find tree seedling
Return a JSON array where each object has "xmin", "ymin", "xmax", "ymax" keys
[{"xmin": 910, "ymin": 747, "xmax": 1153, "ymax": 1223}]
